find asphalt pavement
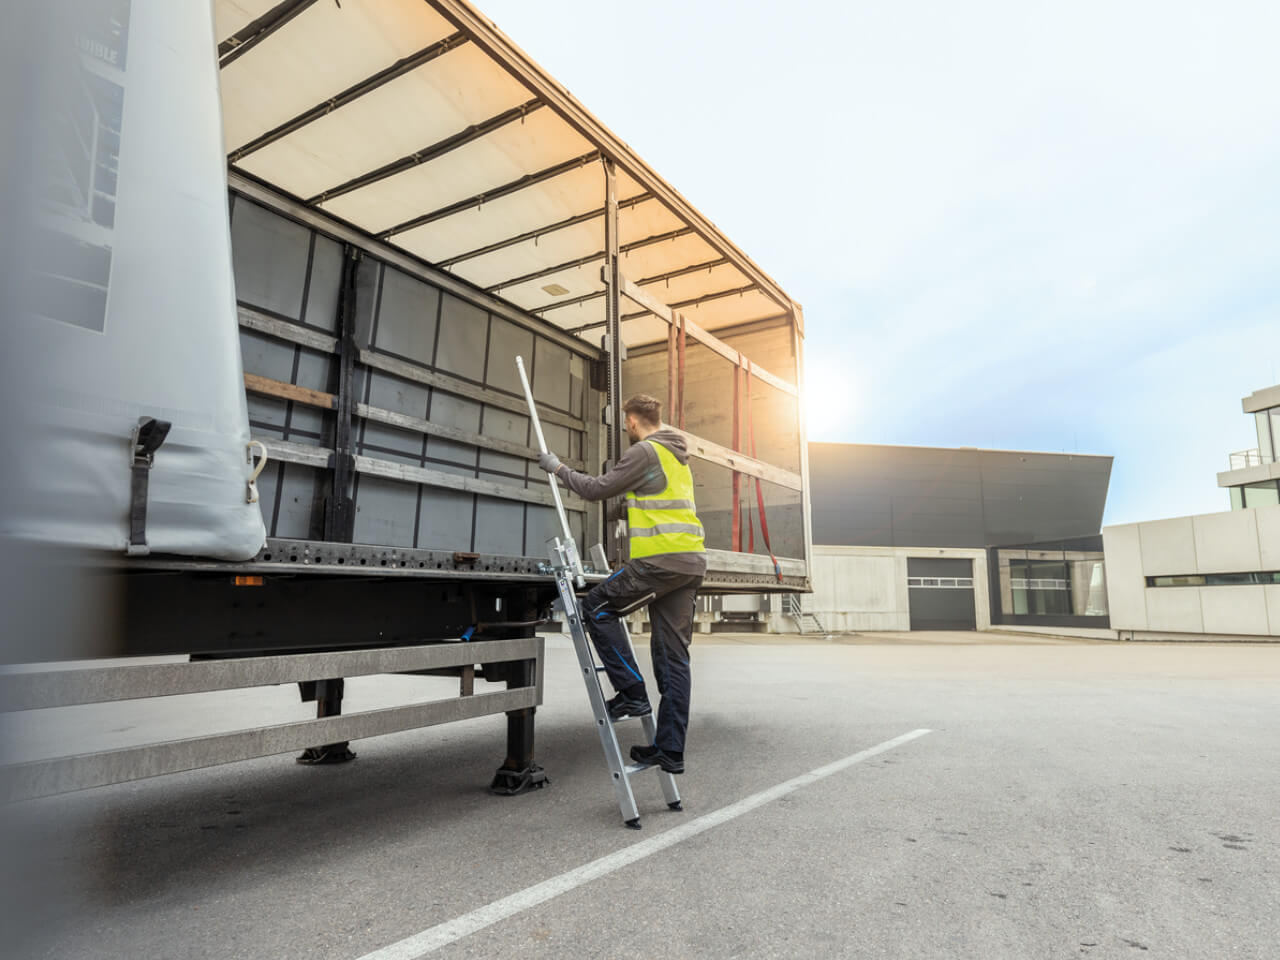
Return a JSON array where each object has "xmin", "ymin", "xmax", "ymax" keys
[{"xmin": 3, "ymin": 632, "xmax": 1278, "ymax": 959}]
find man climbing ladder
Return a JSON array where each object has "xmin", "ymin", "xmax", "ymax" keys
[{"xmin": 536, "ymin": 394, "xmax": 705, "ymax": 775}]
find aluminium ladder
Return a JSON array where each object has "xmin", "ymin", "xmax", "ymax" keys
[{"xmin": 516, "ymin": 357, "xmax": 682, "ymax": 830}]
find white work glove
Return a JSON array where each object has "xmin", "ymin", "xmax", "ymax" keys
[{"xmin": 538, "ymin": 451, "xmax": 562, "ymax": 474}]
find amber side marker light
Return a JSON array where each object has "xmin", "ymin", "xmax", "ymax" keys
[{"xmin": 233, "ymin": 575, "xmax": 264, "ymax": 587}]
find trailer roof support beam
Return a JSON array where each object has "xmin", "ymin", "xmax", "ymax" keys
[
  {"xmin": 437, "ymin": 194, "xmax": 653, "ymax": 269},
  {"xmin": 485, "ymin": 227, "xmax": 697, "ymax": 293},
  {"xmin": 229, "ymin": 33, "xmax": 470, "ymax": 163},
  {"xmin": 536, "ymin": 254, "xmax": 728, "ymax": 316},
  {"xmin": 378, "ymin": 150, "xmax": 601, "ymax": 239},
  {"xmin": 218, "ymin": 0, "xmax": 318, "ymax": 67},
  {"xmin": 308, "ymin": 99, "xmax": 544, "ymax": 205}
]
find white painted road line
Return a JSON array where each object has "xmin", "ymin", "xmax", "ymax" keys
[{"xmin": 354, "ymin": 728, "xmax": 934, "ymax": 960}]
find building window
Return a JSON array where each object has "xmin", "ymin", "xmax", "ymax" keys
[
  {"xmin": 1147, "ymin": 571, "xmax": 1280, "ymax": 587},
  {"xmin": 1242, "ymin": 480, "xmax": 1280, "ymax": 509},
  {"xmin": 907, "ymin": 577, "xmax": 974, "ymax": 588},
  {"xmin": 992, "ymin": 540, "xmax": 1109, "ymax": 621},
  {"xmin": 1257, "ymin": 410, "xmax": 1275, "ymax": 462}
]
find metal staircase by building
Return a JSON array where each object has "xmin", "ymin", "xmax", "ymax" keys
[{"xmin": 783, "ymin": 593, "xmax": 829, "ymax": 636}]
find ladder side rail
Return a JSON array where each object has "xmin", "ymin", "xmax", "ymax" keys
[
  {"xmin": 516, "ymin": 355, "xmax": 583, "ymax": 583},
  {"xmin": 619, "ymin": 618, "xmax": 681, "ymax": 810},
  {"xmin": 552, "ymin": 551, "xmax": 641, "ymax": 826}
]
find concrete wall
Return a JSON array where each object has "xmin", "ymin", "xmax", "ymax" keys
[
  {"xmin": 775, "ymin": 545, "xmax": 990, "ymax": 633},
  {"xmin": 1103, "ymin": 504, "xmax": 1280, "ymax": 640}
]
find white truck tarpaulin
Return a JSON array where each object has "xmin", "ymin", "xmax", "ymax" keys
[{"xmin": 6, "ymin": 0, "xmax": 266, "ymax": 560}]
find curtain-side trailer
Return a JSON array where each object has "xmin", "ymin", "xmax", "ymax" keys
[{"xmin": 0, "ymin": 0, "xmax": 811, "ymax": 804}]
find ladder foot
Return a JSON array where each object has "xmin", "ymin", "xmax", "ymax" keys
[
  {"xmin": 625, "ymin": 818, "xmax": 642, "ymax": 830},
  {"xmin": 668, "ymin": 801, "xmax": 683, "ymax": 811}
]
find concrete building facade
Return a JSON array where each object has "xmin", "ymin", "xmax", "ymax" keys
[
  {"xmin": 1102, "ymin": 506, "xmax": 1280, "ymax": 640},
  {"xmin": 1104, "ymin": 384, "xmax": 1280, "ymax": 641},
  {"xmin": 743, "ymin": 443, "xmax": 1113, "ymax": 634},
  {"xmin": 1218, "ymin": 383, "xmax": 1280, "ymax": 510}
]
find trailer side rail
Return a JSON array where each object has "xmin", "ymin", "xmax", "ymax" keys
[{"xmin": 0, "ymin": 637, "xmax": 542, "ymax": 803}]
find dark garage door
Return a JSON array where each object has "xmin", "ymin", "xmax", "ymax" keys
[{"xmin": 907, "ymin": 557, "xmax": 976, "ymax": 630}]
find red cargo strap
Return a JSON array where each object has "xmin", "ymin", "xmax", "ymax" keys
[{"xmin": 745, "ymin": 372, "xmax": 783, "ymax": 582}]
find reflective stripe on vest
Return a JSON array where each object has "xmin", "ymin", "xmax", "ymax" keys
[{"xmin": 626, "ymin": 440, "xmax": 706, "ymax": 560}]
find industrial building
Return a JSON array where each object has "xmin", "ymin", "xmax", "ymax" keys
[
  {"xmin": 706, "ymin": 442, "xmax": 1113, "ymax": 634},
  {"xmin": 1104, "ymin": 382, "xmax": 1280, "ymax": 641}
]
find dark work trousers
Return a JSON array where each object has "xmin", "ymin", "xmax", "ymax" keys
[{"xmin": 582, "ymin": 558, "xmax": 702, "ymax": 755}]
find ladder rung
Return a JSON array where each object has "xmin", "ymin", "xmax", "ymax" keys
[
  {"xmin": 595, "ymin": 665, "xmax": 608, "ymax": 672},
  {"xmin": 623, "ymin": 762, "xmax": 654, "ymax": 776}
]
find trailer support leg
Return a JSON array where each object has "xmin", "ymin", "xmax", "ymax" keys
[
  {"xmin": 490, "ymin": 617, "xmax": 547, "ymax": 795},
  {"xmin": 296, "ymin": 677, "xmax": 357, "ymax": 764}
]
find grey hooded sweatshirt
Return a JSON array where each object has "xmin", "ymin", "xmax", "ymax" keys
[{"xmin": 555, "ymin": 428, "xmax": 706, "ymax": 576}]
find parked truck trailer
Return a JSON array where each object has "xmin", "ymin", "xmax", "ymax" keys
[{"xmin": 1, "ymin": 0, "xmax": 811, "ymax": 804}]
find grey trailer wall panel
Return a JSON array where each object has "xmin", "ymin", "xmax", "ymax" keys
[
  {"xmin": 353, "ymin": 477, "xmax": 418, "ymax": 548},
  {"xmin": 231, "ymin": 192, "xmax": 588, "ymax": 561},
  {"xmin": 435, "ymin": 294, "xmax": 489, "ymax": 383},
  {"xmin": 230, "ymin": 196, "xmax": 311, "ymax": 321},
  {"xmin": 266, "ymin": 465, "xmax": 324, "ymax": 541},
  {"xmin": 478, "ymin": 406, "xmax": 530, "ymax": 477},
  {"xmin": 302, "ymin": 234, "xmax": 344, "ymax": 332},
  {"xmin": 371, "ymin": 268, "xmax": 440, "ymax": 367},
  {"xmin": 485, "ymin": 316, "xmax": 535, "ymax": 398},
  {"xmin": 473, "ymin": 497, "xmax": 527, "ymax": 556},
  {"xmin": 418, "ymin": 487, "xmax": 475, "ymax": 551},
  {"xmin": 426, "ymin": 393, "xmax": 483, "ymax": 466},
  {"xmin": 532, "ymin": 339, "xmax": 574, "ymax": 414}
]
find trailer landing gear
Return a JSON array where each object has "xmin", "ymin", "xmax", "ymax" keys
[
  {"xmin": 296, "ymin": 743, "xmax": 357, "ymax": 764},
  {"xmin": 489, "ymin": 686, "xmax": 546, "ymax": 795},
  {"xmin": 296, "ymin": 677, "xmax": 356, "ymax": 765},
  {"xmin": 490, "ymin": 763, "xmax": 548, "ymax": 795}
]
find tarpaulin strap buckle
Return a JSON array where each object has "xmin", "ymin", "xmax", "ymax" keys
[
  {"xmin": 246, "ymin": 440, "xmax": 269, "ymax": 504},
  {"xmin": 126, "ymin": 416, "xmax": 172, "ymax": 556}
]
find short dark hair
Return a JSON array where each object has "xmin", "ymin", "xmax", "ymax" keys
[{"xmin": 623, "ymin": 394, "xmax": 662, "ymax": 427}]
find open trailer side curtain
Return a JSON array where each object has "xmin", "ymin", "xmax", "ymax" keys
[{"xmin": 617, "ymin": 276, "xmax": 798, "ymax": 399}]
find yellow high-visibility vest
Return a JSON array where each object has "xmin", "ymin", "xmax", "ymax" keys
[{"xmin": 626, "ymin": 439, "xmax": 706, "ymax": 560}]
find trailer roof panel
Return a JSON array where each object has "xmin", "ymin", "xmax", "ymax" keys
[
  {"xmin": 391, "ymin": 165, "xmax": 609, "ymax": 271},
  {"xmin": 219, "ymin": 1, "xmax": 455, "ymax": 153},
  {"xmin": 317, "ymin": 113, "xmax": 595, "ymax": 233},
  {"xmin": 234, "ymin": 43, "xmax": 533, "ymax": 199},
  {"xmin": 216, "ymin": 0, "xmax": 800, "ymax": 344}
]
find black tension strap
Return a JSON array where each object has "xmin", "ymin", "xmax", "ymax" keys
[{"xmin": 127, "ymin": 416, "xmax": 172, "ymax": 556}]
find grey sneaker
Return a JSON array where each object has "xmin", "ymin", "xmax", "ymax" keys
[{"xmin": 606, "ymin": 692, "xmax": 652, "ymax": 722}]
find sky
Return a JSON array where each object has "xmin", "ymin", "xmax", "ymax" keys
[{"xmin": 480, "ymin": 0, "xmax": 1280, "ymax": 526}]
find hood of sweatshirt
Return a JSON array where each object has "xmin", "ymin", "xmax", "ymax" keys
[{"xmin": 644, "ymin": 427, "xmax": 690, "ymax": 465}]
